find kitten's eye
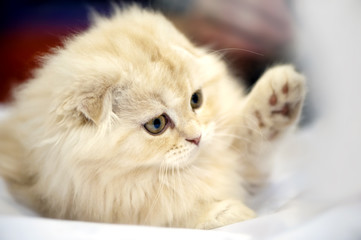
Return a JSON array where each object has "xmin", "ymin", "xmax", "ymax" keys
[
  {"xmin": 144, "ymin": 114, "xmax": 168, "ymax": 135},
  {"xmin": 190, "ymin": 90, "xmax": 203, "ymax": 110}
]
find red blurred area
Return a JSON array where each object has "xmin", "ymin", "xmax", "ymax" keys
[{"xmin": 0, "ymin": 25, "xmax": 72, "ymax": 102}]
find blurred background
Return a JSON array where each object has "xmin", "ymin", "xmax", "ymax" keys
[{"xmin": 1, "ymin": 0, "xmax": 296, "ymax": 102}]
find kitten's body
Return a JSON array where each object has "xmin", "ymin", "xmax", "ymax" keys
[{"xmin": 0, "ymin": 7, "xmax": 305, "ymax": 228}]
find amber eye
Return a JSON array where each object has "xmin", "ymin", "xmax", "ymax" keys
[
  {"xmin": 190, "ymin": 90, "xmax": 203, "ymax": 109},
  {"xmin": 144, "ymin": 114, "xmax": 168, "ymax": 135}
]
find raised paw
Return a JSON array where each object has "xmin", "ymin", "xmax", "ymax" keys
[
  {"xmin": 245, "ymin": 65, "xmax": 306, "ymax": 139},
  {"xmin": 196, "ymin": 199, "xmax": 256, "ymax": 229},
  {"xmin": 266, "ymin": 65, "xmax": 305, "ymax": 123}
]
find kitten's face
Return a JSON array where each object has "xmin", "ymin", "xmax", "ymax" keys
[
  {"xmin": 52, "ymin": 9, "xmax": 241, "ymax": 170},
  {"xmin": 115, "ymin": 65, "xmax": 207, "ymax": 169}
]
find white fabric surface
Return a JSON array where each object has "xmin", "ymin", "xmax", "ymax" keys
[{"xmin": 1, "ymin": 0, "xmax": 361, "ymax": 239}]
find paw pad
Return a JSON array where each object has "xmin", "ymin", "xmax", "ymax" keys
[
  {"xmin": 282, "ymin": 83, "xmax": 289, "ymax": 94},
  {"xmin": 254, "ymin": 110, "xmax": 266, "ymax": 128},
  {"xmin": 272, "ymin": 103, "xmax": 290, "ymax": 117},
  {"xmin": 269, "ymin": 93, "xmax": 278, "ymax": 106}
]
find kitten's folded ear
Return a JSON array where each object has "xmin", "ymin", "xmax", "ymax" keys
[{"xmin": 77, "ymin": 86, "xmax": 114, "ymax": 126}]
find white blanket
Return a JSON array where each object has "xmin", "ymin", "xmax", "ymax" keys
[{"xmin": 1, "ymin": 0, "xmax": 361, "ymax": 239}]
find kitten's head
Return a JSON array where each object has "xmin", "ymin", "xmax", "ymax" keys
[{"xmin": 42, "ymin": 7, "xmax": 243, "ymax": 171}]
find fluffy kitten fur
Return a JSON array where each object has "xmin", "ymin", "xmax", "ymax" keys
[{"xmin": 0, "ymin": 7, "xmax": 305, "ymax": 229}]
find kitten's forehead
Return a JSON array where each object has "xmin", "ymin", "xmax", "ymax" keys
[
  {"xmin": 125, "ymin": 43, "xmax": 199, "ymax": 99},
  {"xmin": 133, "ymin": 65, "xmax": 192, "ymax": 108},
  {"xmin": 66, "ymin": 9, "xmax": 207, "ymax": 94}
]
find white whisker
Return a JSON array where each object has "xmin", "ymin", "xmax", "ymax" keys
[
  {"xmin": 144, "ymin": 162, "xmax": 167, "ymax": 224},
  {"xmin": 209, "ymin": 48, "xmax": 264, "ymax": 57},
  {"xmin": 213, "ymin": 132, "xmax": 252, "ymax": 143}
]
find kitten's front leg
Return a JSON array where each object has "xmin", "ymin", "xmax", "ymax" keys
[
  {"xmin": 236, "ymin": 65, "xmax": 306, "ymax": 184},
  {"xmin": 240, "ymin": 65, "xmax": 306, "ymax": 143}
]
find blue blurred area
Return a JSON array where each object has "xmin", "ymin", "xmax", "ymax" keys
[
  {"xmin": 0, "ymin": 0, "xmax": 154, "ymax": 102},
  {"xmin": 2, "ymin": 0, "xmax": 155, "ymax": 31}
]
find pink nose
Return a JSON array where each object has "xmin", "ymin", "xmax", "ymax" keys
[{"xmin": 186, "ymin": 135, "xmax": 201, "ymax": 146}]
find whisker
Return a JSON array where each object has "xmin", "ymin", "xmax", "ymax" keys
[
  {"xmin": 208, "ymin": 48, "xmax": 264, "ymax": 57},
  {"xmin": 213, "ymin": 120, "xmax": 265, "ymax": 139},
  {"xmin": 213, "ymin": 111, "xmax": 263, "ymax": 133},
  {"xmin": 171, "ymin": 165, "xmax": 177, "ymax": 209},
  {"xmin": 213, "ymin": 132, "xmax": 253, "ymax": 143},
  {"xmin": 209, "ymin": 137, "xmax": 250, "ymax": 157},
  {"xmin": 144, "ymin": 162, "xmax": 167, "ymax": 224},
  {"xmin": 176, "ymin": 166, "xmax": 183, "ymax": 196},
  {"xmin": 213, "ymin": 112, "xmax": 237, "ymax": 125}
]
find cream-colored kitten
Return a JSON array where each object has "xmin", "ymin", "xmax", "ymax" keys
[{"xmin": 0, "ymin": 7, "xmax": 305, "ymax": 229}]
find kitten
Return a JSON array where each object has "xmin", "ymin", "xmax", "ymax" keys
[{"xmin": 0, "ymin": 7, "xmax": 305, "ymax": 229}]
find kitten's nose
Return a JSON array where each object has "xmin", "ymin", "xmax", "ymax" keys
[{"xmin": 186, "ymin": 135, "xmax": 201, "ymax": 146}]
